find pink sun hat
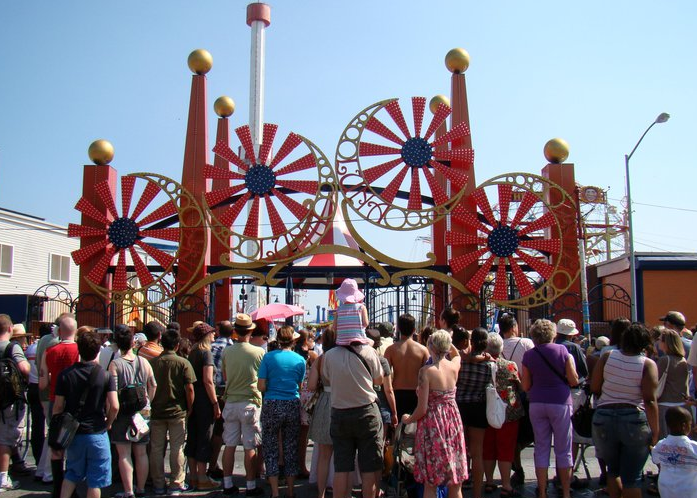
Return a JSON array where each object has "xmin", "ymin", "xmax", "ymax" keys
[{"xmin": 336, "ymin": 278, "xmax": 364, "ymax": 304}]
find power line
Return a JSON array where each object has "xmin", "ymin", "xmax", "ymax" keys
[{"xmin": 608, "ymin": 197, "xmax": 697, "ymax": 214}]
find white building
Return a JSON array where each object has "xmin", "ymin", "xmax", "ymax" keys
[{"xmin": 0, "ymin": 207, "xmax": 79, "ymax": 324}]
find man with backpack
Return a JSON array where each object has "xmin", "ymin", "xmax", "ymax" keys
[{"xmin": 0, "ymin": 313, "xmax": 30, "ymax": 492}]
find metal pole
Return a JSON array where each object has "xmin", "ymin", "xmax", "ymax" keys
[
  {"xmin": 625, "ymin": 153, "xmax": 638, "ymax": 322},
  {"xmin": 575, "ymin": 187, "xmax": 591, "ymax": 336}
]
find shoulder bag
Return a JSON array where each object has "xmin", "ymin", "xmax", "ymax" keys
[
  {"xmin": 486, "ymin": 362, "xmax": 507, "ymax": 429},
  {"xmin": 655, "ymin": 357, "xmax": 670, "ymax": 399}
]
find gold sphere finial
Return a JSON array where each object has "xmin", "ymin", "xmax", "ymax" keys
[
  {"xmin": 188, "ymin": 49, "xmax": 213, "ymax": 74},
  {"xmin": 445, "ymin": 48, "xmax": 470, "ymax": 73},
  {"xmin": 544, "ymin": 138, "xmax": 570, "ymax": 164},
  {"xmin": 214, "ymin": 96, "xmax": 235, "ymax": 118},
  {"xmin": 88, "ymin": 139, "xmax": 114, "ymax": 166},
  {"xmin": 429, "ymin": 95, "xmax": 451, "ymax": 114}
]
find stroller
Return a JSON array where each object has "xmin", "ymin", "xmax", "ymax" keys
[{"xmin": 390, "ymin": 422, "xmax": 447, "ymax": 498}]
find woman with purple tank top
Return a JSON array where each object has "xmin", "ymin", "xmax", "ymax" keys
[{"xmin": 521, "ymin": 319, "xmax": 579, "ymax": 498}]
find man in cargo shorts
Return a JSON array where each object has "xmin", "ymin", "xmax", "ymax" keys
[
  {"xmin": 221, "ymin": 314, "xmax": 265, "ymax": 496},
  {"xmin": 324, "ymin": 334, "xmax": 385, "ymax": 498}
]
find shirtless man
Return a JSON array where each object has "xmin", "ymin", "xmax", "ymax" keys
[{"xmin": 384, "ymin": 314, "xmax": 429, "ymax": 418}]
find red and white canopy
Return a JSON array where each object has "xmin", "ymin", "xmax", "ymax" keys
[{"xmin": 295, "ymin": 204, "xmax": 361, "ymax": 268}]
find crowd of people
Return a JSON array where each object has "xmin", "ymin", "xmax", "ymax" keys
[{"xmin": 1, "ymin": 285, "xmax": 697, "ymax": 498}]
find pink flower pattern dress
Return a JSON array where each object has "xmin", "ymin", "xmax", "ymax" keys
[{"xmin": 414, "ymin": 388, "xmax": 468, "ymax": 486}]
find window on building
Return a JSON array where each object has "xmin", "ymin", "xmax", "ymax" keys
[
  {"xmin": 49, "ymin": 254, "xmax": 71, "ymax": 283},
  {"xmin": 0, "ymin": 244, "xmax": 13, "ymax": 276}
]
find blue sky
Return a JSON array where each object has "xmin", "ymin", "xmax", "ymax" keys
[{"xmin": 1, "ymin": 1, "xmax": 695, "ymax": 313}]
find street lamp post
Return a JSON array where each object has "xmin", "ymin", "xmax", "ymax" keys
[{"xmin": 625, "ymin": 112, "xmax": 670, "ymax": 322}]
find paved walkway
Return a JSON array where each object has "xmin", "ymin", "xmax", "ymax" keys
[{"xmin": 2, "ymin": 444, "xmax": 660, "ymax": 498}]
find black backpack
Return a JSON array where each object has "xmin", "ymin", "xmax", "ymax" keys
[
  {"xmin": 117, "ymin": 356, "xmax": 147, "ymax": 415},
  {"xmin": 0, "ymin": 343, "xmax": 27, "ymax": 410}
]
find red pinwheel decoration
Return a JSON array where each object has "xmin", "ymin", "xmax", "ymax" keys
[
  {"xmin": 68, "ymin": 175, "xmax": 187, "ymax": 294},
  {"xmin": 446, "ymin": 182, "xmax": 563, "ymax": 302},
  {"xmin": 204, "ymin": 123, "xmax": 335, "ymax": 262},
  {"xmin": 347, "ymin": 97, "xmax": 472, "ymax": 212}
]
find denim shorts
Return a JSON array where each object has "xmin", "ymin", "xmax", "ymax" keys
[
  {"xmin": 65, "ymin": 432, "xmax": 112, "ymax": 489},
  {"xmin": 592, "ymin": 408, "xmax": 651, "ymax": 488}
]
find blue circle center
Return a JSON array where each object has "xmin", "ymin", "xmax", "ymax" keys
[
  {"xmin": 401, "ymin": 137, "xmax": 432, "ymax": 168},
  {"xmin": 108, "ymin": 217, "xmax": 139, "ymax": 249},
  {"xmin": 487, "ymin": 225, "xmax": 519, "ymax": 257},
  {"xmin": 245, "ymin": 165, "xmax": 276, "ymax": 195}
]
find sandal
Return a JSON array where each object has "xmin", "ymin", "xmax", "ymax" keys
[
  {"xmin": 500, "ymin": 489, "xmax": 521, "ymax": 498},
  {"xmin": 484, "ymin": 484, "xmax": 498, "ymax": 493}
]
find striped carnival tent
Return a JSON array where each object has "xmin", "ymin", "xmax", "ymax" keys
[{"xmin": 294, "ymin": 205, "xmax": 363, "ymax": 272}]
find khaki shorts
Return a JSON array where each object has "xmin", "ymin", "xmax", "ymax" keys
[
  {"xmin": 222, "ymin": 401, "xmax": 261, "ymax": 450},
  {"xmin": 0, "ymin": 403, "xmax": 26, "ymax": 447}
]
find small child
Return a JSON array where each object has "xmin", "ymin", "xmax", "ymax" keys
[
  {"xmin": 651, "ymin": 406, "xmax": 697, "ymax": 498},
  {"xmin": 333, "ymin": 278, "xmax": 370, "ymax": 346}
]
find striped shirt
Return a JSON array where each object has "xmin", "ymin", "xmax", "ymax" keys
[
  {"xmin": 598, "ymin": 349, "xmax": 647, "ymax": 409},
  {"xmin": 335, "ymin": 303, "xmax": 366, "ymax": 344}
]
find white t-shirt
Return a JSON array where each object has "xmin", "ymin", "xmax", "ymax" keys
[
  {"xmin": 502, "ymin": 336, "xmax": 534, "ymax": 373},
  {"xmin": 98, "ymin": 345, "xmax": 120, "ymax": 370},
  {"xmin": 686, "ymin": 342, "xmax": 697, "ymax": 368},
  {"xmin": 651, "ymin": 434, "xmax": 697, "ymax": 498}
]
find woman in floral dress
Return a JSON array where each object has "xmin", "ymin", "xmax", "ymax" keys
[{"xmin": 402, "ymin": 330, "xmax": 468, "ymax": 498}]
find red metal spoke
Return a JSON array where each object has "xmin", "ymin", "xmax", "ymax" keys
[
  {"xmin": 275, "ymin": 180, "xmax": 319, "ymax": 195},
  {"xmin": 465, "ymin": 254, "xmax": 496, "ymax": 292},
  {"xmin": 87, "ymin": 246, "xmax": 116, "ymax": 285},
  {"xmin": 518, "ymin": 238, "xmax": 562, "ymax": 255},
  {"xmin": 243, "ymin": 197, "xmax": 261, "ymax": 237},
  {"xmin": 359, "ymin": 142, "xmax": 402, "ymax": 157},
  {"xmin": 136, "ymin": 200, "xmax": 177, "ymax": 227},
  {"xmin": 493, "ymin": 260, "xmax": 508, "ymax": 300},
  {"xmin": 113, "ymin": 249, "xmax": 128, "ymax": 291},
  {"xmin": 384, "ymin": 100, "xmax": 412, "ymax": 140},
  {"xmin": 365, "ymin": 116, "xmax": 405, "ymax": 146},
  {"xmin": 421, "ymin": 167, "xmax": 448, "ymax": 206},
  {"xmin": 271, "ymin": 188, "xmax": 309, "ymax": 221},
  {"xmin": 129, "ymin": 247, "xmax": 154, "ymax": 287},
  {"xmin": 203, "ymin": 164, "xmax": 245, "ymax": 181},
  {"xmin": 450, "ymin": 247, "xmax": 489, "ymax": 273},
  {"xmin": 75, "ymin": 197, "xmax": 109, "ymax": 225},
  {"xmin": 95, "ymin": 181, "xmax": 119, "ymax": 220},
  {"xmin": 412, "ymin": 97, "xmax": 426, "ymax": 137},
  {"xmin": 423, "ymin": 103, "xmax": 452, "ymax": 141},
  {"xmin": 264, "ymin": 195, "xmax": 286, "ymax": 237},
  {"xmin": 269, "ymin": 133, "xmax": 303, "ymax": 169},
  {"xmin": 131, "ymin": 182, "xmax": 161, "ymax": 221},
  {"xmin": 274, "ymin": 153, "xmax": 316, "ymax": 177},
  {"xmin": 140, "ymin": 228, "xmax": 180, "ymax": 242},
  {"xmin": 510, "ymin": 259, "xmax": 535, "ymax": 297},
  {"xmin": 235, "ymin": 125, "xmax": 257, "ymax": 165},
  {"xmin": 432, "ymin": 148, "xmax": 475, "ymax": 165},
  {"xmin": 516, "ymin": 251, "xmax": 554, "ymax": 279},
  {"xmin": 445, "ymin": 231, "xmax": 488, "ymax": 246},
  {"xmin": 430, "ymin": 122, "xmax": 471, "ymax": 147},
  {"xmin": 430, "ymin": 160, "xmax": 469, "ymax": 189},
  {"xmin": 259, "ymin": 123, "xmax": 278, "ymax": 165},
  {"xmin": 219, "ymin": 192, "xmax": 251, "ymax": 227},
  {"xmin": 71, "ymin": 239, "xmax": 108, "ymax": 265},
  {"xmin": 121, "ymin": 176, "xmax": 136, "ymax": 219},
  {"xmin": 205, "ymin": 184, "xmax": 247, "ymax": 208},
  {"xmin": 67, "ymin": 224, "xmax": 106, "ymax": 238},
  {"xmin": 451, "ymin": 204, "xmax": 491, "ymax": 233},
  {"xmin": 135, "ymin": 241, "xmax": 175, "ymax": 269},
  {"xmin": 498, "ymin": 184, "xmax": 513, "ymax": 225},
  {"xmin": 510, "ymin": 191, "xmax": 539, "ymax": 228},
  {"xmin": 408, "ymin": 168, "xmax": 422, "ymax": 210},
  {"xmin": 362, "ymin": 158, "xmax": 404, "ymax": 184},
  {"xmin": 380, "ymin": 166, "xmax": 409, "ymax": 204},
  {"xmin": 518, "ymin": 211, "xmax": 556, "ymax": 236},
  {"xmin": 472, "ymin": 189, "xmax": 497, "ymax": 226},
  {"xmin": 212, "ymin": 140, "xmax": 249, "ymax": 171}
]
